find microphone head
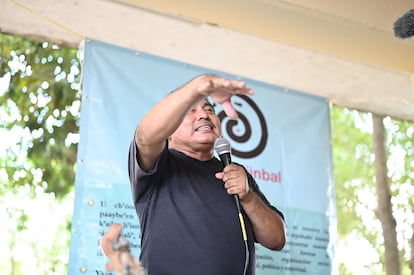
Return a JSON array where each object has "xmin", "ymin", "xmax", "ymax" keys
[
  {"xmin": 214, "ymin": 138, "xmax": 231, "ymax": 155},
  {"xmin": 393, "ymin": 9, "xmax": 414, "ymax": 39}
]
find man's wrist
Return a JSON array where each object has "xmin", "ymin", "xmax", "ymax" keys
[{"xmin": 240, "ymin": 188, "xmax": 255, "ymax": 204}]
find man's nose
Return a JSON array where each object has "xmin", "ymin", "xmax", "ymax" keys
[{"xmin": 197, "ymin": 109, "xmax": 209, "ymax": 120}]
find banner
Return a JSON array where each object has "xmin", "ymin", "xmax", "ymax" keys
[{"xmin": 68, "ymin": 39, "xmax": 336, "ymax": 274}]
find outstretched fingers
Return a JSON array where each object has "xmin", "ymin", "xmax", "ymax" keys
[
  {"xmin": 196, "ymin": 75, "xmax": 253, "ymax": 97},
  {"xmin": 194, "ymin": 75, "xmax": 254, "ymax": 119},
  {"xmin": 221, "ymin": 101, "xmax": 238, "ymax": 120}
]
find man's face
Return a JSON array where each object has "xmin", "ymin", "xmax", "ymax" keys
[{"xmin": 169, "ymin": 98, "xmax": 221, "ymax": 151}]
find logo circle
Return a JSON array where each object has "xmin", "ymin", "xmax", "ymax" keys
[{"xmin": 218, "ymin": 95, "xmax": 268, "ymax": 158}]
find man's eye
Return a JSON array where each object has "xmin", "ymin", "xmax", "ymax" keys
[{"xmin": 205, "ymin": 108, "xmax": 215, "ymax": 113}]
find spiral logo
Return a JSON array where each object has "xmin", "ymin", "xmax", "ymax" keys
[{"xmin": 217, "ymin": 95, "xmax": 268, "ymax": 158}]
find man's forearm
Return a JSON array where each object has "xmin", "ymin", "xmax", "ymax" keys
[{"xmin": 240, "ymin": 192, "xmax": 286, "ymax": 250}]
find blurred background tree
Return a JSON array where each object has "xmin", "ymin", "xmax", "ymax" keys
[
  {"xmin": 331, "ymin": 108, "xmax": 414, "ymax": 274},
  {"xmin": 0, "ymin": 32, "xmax": 413, "ymax": 274},
  {"xmin": 0, "ymin": 32, "xmax": 80, "ymax": 274}
]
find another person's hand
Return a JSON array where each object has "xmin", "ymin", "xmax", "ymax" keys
[{"xmin": 101, "ymin": 224, "xmax": 146, "ymax": 275}]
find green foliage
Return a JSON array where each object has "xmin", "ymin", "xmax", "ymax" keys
[
  {"xmin": 330, "ymin": 106, "xmax": 375, "ymax": 236},
  {"xmin": 331, "ymin": 106, "xmax": 414, "ymax": 273},
  {"xmin": 0, "ymin": 32, "xmax": 81, "ymax": 198},
  {"xmin": 384, "ymin": 118, "xmax": 414, "ymax": 271},
  {"xmin": 0, "ymin": 32, "xmax": 80, "ymax": 274}
]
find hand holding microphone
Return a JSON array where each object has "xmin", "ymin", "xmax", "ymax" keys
[{"xmin": 214, "ymin": 138, "xmax": 250, "ymax": 200}]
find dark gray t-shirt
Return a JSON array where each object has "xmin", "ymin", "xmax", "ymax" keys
[{"xmin": 128, "ymin": 141, "xmax": 283, "ymax": 275}]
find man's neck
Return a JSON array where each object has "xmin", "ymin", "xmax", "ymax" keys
[{"xmin": 169, "ymin": 144, "xmax": 214, "ymax": 161}]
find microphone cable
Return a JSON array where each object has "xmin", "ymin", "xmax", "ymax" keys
[{"xmin": 234, "ymin": 195, "xmax": 249, "ymax": 275}]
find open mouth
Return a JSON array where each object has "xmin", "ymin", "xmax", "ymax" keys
[{"xmin": 195, "ymin": 124, "xmax": 214, "ymax": 131}]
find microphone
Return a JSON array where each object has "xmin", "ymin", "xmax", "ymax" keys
[
  {"xmin": 214, "ymin": 137, "xmax": 232, "ymax": 167},
  {"xmin": 214, "ymin": 137, "xmax": 238, "ymax": 206},
  {"xmin": 393, "ymin": 9, "xmax": 414, "ymax": 39},
  {"xmin": 214, "ymin": 137, "xmax": 243, "ymax": 211},
  {"xmin": 214, "ymin": 137, "xmax": 249, "ymax": 272}
]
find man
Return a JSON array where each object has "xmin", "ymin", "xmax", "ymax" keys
[{"xmin": 128, "ymin": 74, "xmax": 286, "ymax": 275}]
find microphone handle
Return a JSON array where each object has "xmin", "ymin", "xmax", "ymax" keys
[
  {"xmin": 219, "ymin": 153, "xmax": 248, "ymax": 241},
  {"xmin": 219, "ymin": 153, "xmax": 231, "ymax": 167}
]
